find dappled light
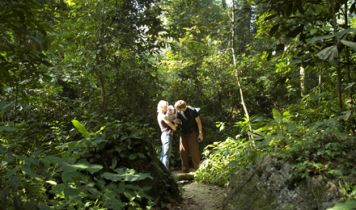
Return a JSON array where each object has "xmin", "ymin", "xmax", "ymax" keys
[{"xmin": 0, "ymin": 0, "xmax": 355, "ymax": 209}]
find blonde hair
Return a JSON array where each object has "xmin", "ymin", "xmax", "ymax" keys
[
  {"xmin": 174, "ymin": 100, "xmax": 187, "ymax": 111},
  {"xmin": 157, "ymin": 100, "xmax": 168, "ymax": 113}
]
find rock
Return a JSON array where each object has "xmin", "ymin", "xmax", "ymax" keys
[
  {"xmin": 224, "ymin": 156, "xmax": 341, "ymax": 210},
  {"xmin": 173, "ymin": 182, "xmax": 226, "ymax": 210}
]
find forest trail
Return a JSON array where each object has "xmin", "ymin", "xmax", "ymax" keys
[{"xmin": 172, "ymin": 172, "xmax": 226, "ymax": 210}]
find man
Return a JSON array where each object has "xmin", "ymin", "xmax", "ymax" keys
[{"xmin": 174, "ymin": 100, "xmax": 203, "ymax": 173}]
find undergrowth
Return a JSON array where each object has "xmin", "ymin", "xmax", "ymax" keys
[{"xmin": 195, "ymin": 104, "xmax": 355, "ymax": 202}]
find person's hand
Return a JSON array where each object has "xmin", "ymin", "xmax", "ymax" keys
[
  {"xmin": 198, "ymin": 132, "xmax": 203, "ymax": 142},
  {"xmin": 174, "ymin": 118, "xmax": 182, "ymax": 125}
]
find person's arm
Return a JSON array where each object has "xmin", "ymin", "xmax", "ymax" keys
[
  {"xmin": 195, "ymin": 116, "xmax": 203, "ymax": 142},
  {"xmin": 162, "ymin": 116, "xmax": 177, "ymax": 131},
  {"xmin": 157, "ymin": 115, "xmax": 164, "ymax": 131}
]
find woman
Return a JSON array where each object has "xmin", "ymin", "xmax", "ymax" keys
[{"xmin": 157, "ymin": 100, "xmax": 177, "ymax": 170}]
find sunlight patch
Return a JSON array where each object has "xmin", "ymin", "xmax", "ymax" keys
[{"xmin": 64, "ymin": 0, "xmax": 75, "ymax": 6}]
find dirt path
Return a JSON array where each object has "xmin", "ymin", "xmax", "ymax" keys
[{"xmin": 172, "ymin": 172, "xmax": 226, "ymax": 210}]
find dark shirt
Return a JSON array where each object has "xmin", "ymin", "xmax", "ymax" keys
[{"xmin": 176, "ymin": 106, "xmax": 199, "ymax": 134}]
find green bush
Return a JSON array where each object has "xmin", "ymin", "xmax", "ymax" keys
[
  {"xmin": 0, "ymin": 120, "xmax": 180, "ymax": 209},
  {"xmin": 195, "ymin": 137, "xmax": 256, "ymax": 186}
]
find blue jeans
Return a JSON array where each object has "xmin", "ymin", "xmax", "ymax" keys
[{"xmin": 160, "ymin": 132, "xmax": 172, "ymax": 169}]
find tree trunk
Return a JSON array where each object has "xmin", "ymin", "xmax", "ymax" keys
[
  {"xmin": 344, "ymin": 1, "xmax": 354, "ymax": 106},
  {"xmin": 300, "ymin": 66, "xmax": 305, "ymax": 97},
  {"xmin": 96, "ymin": 70, "xmax": 108, "ymax": 113},
  {"xmin": 222, "ymin": 0, "xmax": 226, "ymax": 8},
  {"xmin": 318, "ymin": 69, "xmax": 322, "ymax": 98},
  {"xmin": 331, "ymin": 4, "xmax": 343, "ymax": 111},
  {"xmin": 231, "ymin": 0, "xmax": 254, "ymax": 144}
]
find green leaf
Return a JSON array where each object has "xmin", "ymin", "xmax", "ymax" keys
[
  {"xmin": 340, "ymin": 40, "xmax": 356, "ymax": 51},
  {"xmin": 103, "ymin": 191, "xmax": 125, "ymax": 209},
  {"xmin": 46, "ymin": 180, "xmax": 58, "ymax": 186},
  {"xmin": 101, "ymin": 168, "xmax": 152, "ymax": 182},
  {"xmin": 0, "ymin": 126, "xmax": 17, "ymax": 132},
  {"xmin": 111, "ymin": 158, "xmax": 118, "ymax": 169},
  {"xmin": 101, "ymin": 172, "xmax": 124, "ymax": 182},
  {"xmin": 317, "ymin": 45, "xmax": 338, "ymax": 62},
  {"xmin": 95, "ymin": 125, "xmax": 106, "ymax": 134},
  {"xmin": 129, "ymin": 154, "xmax": 137, "ymax": 160},
  {"xmin": 307, "ymin": 35, "xmax": 334, "ymax": 44},
  {"xmin": 51, "ymin": 183, "xmax": 65, "ymax": 199},
  {"xmin": 71, "ymin": 119, "xmax": 91, "ymax": 138},
  {"xmin": 282, "ymin": 111, "xmax": 291, "ymax": 122},
  {"xmin": 38, "ymin": 204, "xmax": 51, "ymax": 210},
  {"xmin": 327, "ymin": 199, "xmax": 356, "ymax": 210},
  {"xmin": 272, "ymin": 109, "xmax": 282, "ymax": 123},
  {"xmin": 61, "ymin": 170, "xmax": 81, "ymax": 183},
  {"xmin": 219, "ymin": 122, "xmax": 225, "ymax": 132},
  {"xmin": 341, "ymin": 110, "xmax": 352, "ymax": 121},
  {"xmin": 22, "ymin": 157, "xmax": 41, "ymax": 178},
  {"xmin": 64, "ymin": 185, "xmax": 79, "ymax": 198},
  {"xmin": 64, "ymin": 161, "xmax": 103, "ymax": 174},
  {"xmin": 86, "ymin": 164, "xmax": 103, "ymax": 174},
  {"xmin": 0, "ymin": 101, "xmax": 15, "ymax": 113},
  {"xmin": 336, "ymin": 28, "xmax": 356, "ymax": 39},
  {"xmin": 0, "ymin": 144, "xmax": 5, "ymax": 154},
  {"xmin": 345, "ymin": 82, "xmax": 355, "ymax": 90},
  {"xmin": 46, "ymin": 155, "xmax": 65, "ymax": 165}
]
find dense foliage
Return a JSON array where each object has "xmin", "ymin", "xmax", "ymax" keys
[
  {"xmin": 0, "ymin": 0, "xmax": 355, "ymax": 209},
  {"xmin": 191, "ymin": 0, "xmax": 356, "ymax": 207},
  {"xmin": 1, "ymin": 0, "xmax": 178, "ymax": 209}
]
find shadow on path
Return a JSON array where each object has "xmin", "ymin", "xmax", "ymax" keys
[{"xmin": 171, "ymin": 171, "xmax": 226, "ymax": 210}]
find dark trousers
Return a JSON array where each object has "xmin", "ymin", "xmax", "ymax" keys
[{"xmin": 179, "ymin": 131, "xmax": 200, "ymax": 171}]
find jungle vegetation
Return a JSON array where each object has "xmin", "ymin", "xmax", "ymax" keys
[{"xmin": 0, "ymin": 0, "xmax": 355, "ymax": 209}]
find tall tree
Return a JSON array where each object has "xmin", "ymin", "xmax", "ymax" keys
[
  {"xmin": 256, "ymin": 0, "xmax": 356, "ymax": 111},
  {"xmin": 50, "ymin": 0, "xmax": 164, "ymax": 118},
  {"xmin": 230, "ymin": 0, "xmax": 254, "ymax": 141}
]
